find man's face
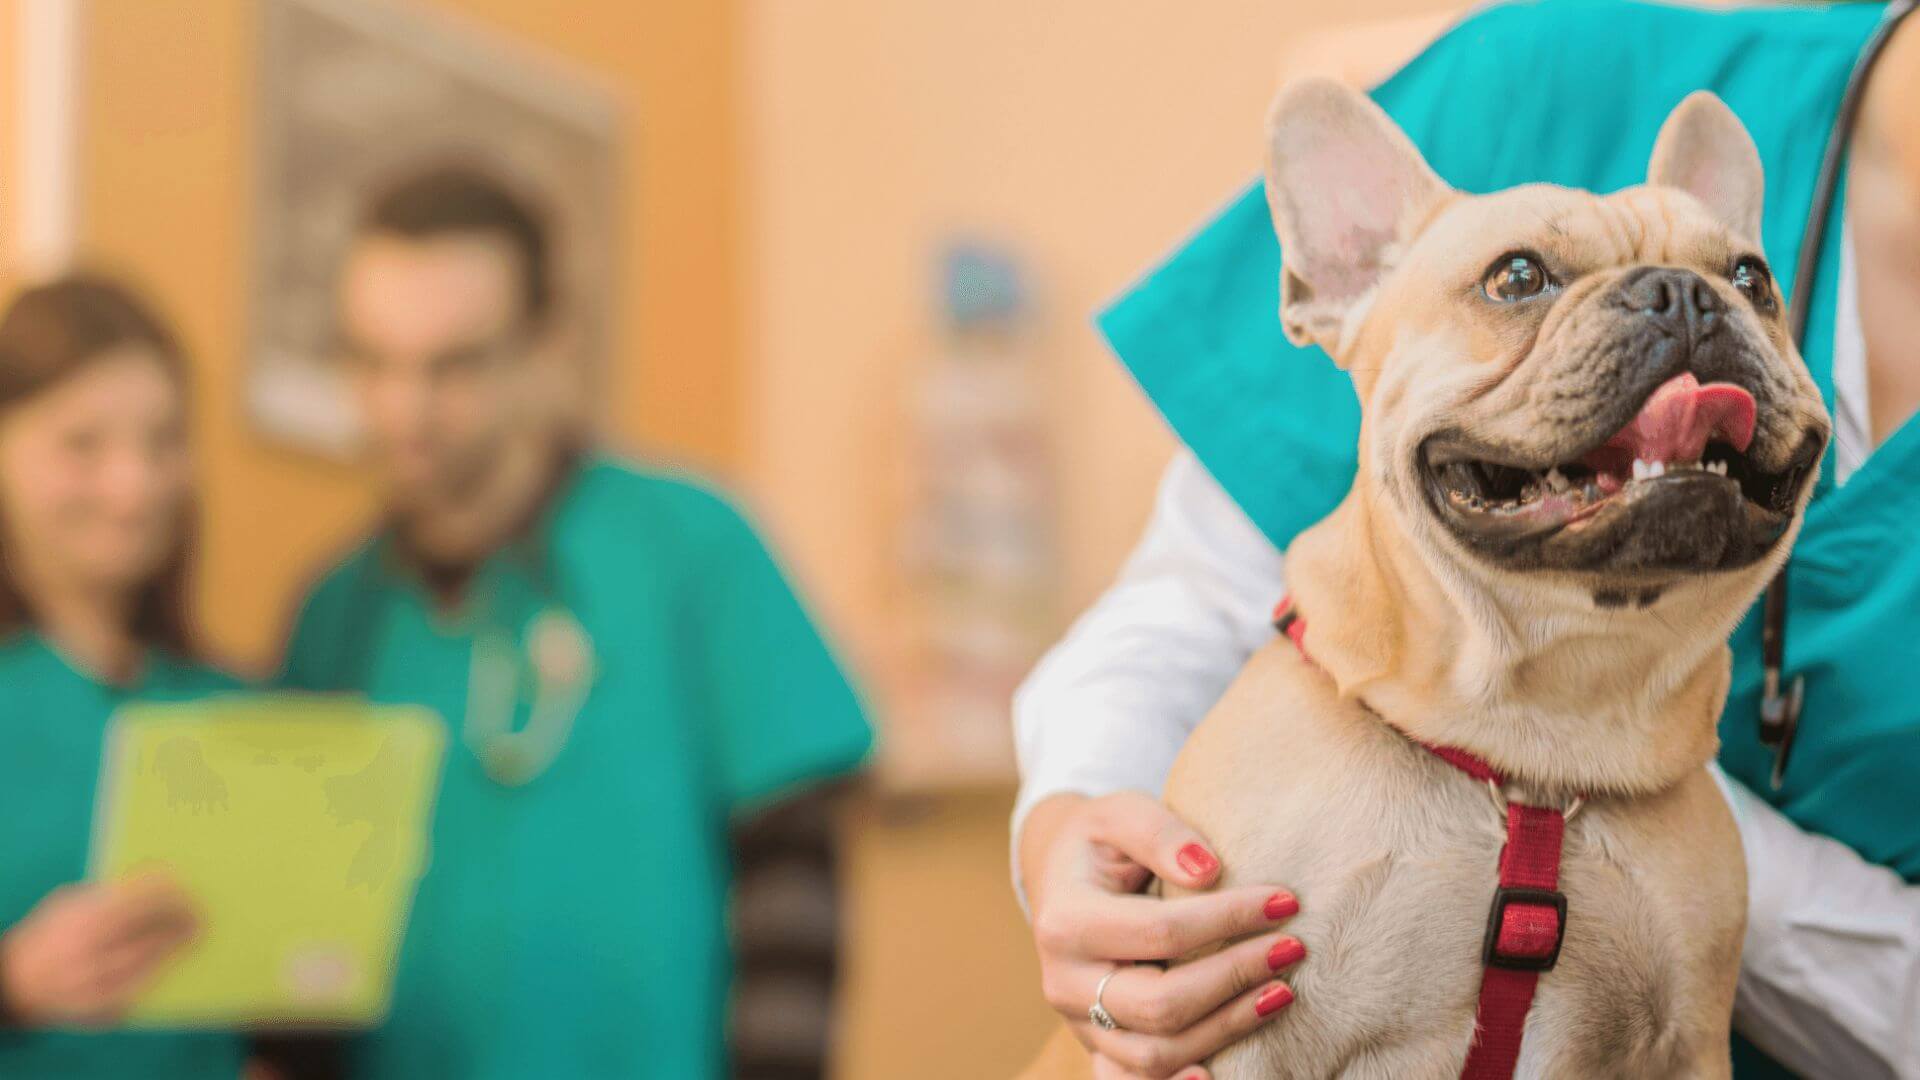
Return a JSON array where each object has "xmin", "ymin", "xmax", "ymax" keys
[{"xmin": 338, "ymin": 231, "xmax": 541, "ymax": 511}]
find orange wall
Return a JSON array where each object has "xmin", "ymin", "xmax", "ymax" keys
[
  {"xmin": 73, "ymin": 0, "xmax": 743, "ymax": 671},
  {"xmin": 0, "ymin": 0, "xmax": 18, "ymax": 299},
  {"xmin": 743, "ymin": 0, "xmax": 1450, "ymax": 702},
  {"xmin": 742, "ymin": 4, "xmax": 1450, "ymax": 1076}
]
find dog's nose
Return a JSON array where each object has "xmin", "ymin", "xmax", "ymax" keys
[{"xmin": 1616, "ymin": 267, "xmax": 1725, "ymax": 345}]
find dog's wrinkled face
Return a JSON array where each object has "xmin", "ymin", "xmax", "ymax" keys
[
  {"xmin": 1265, "ymin": 80, "xmax": 1828, "ymax": 596},
  {"xmin": 1398, "ymin": 184, "xmax": 1825, "ymax": 577}
]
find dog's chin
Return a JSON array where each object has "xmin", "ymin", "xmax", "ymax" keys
[{"xmin": 1415, "ymin": 431, "xmax": 1820, "ymax": 577}]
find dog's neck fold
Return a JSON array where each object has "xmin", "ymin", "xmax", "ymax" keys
[{"xmin": 1284, "ymin": 487, "xmax": 1730, "ymax": 799}]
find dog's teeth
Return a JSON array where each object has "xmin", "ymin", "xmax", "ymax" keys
[
  {"xmin": 1546, "ymin": 467, "xmax": 1569, "ymax": 493},
  {"xmin": 1708, "ymin": 460, "xmax": 1727, "ymax": 477},
  {"xmin": 1632, "ymin": 459, "xmax": 1648, "ymax": 481},
  {"xmin": 1649, "ymin": 460, "xmax": 1666, "ymax": 478}
]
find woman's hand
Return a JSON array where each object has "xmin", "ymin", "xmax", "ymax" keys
[
  {"xmin": 1020, "ymin": 792, "xmax": 1304, "ymax": 1080},
  {"xmin": 0, "ymin": 875, "xmax": 198, "ymax": 1028}
]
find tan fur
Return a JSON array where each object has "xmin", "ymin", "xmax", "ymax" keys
[
  {"xmin": 1164, "ymin": 641, "xmax": 1743, "ymax": 1079},
  {"xmin": 1023, "ymin": 83, "xmax": 1826, "ymax": 1078}
]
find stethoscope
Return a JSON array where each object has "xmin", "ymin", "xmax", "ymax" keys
[
  {"xmin": 340, "ymin": 529, "xmax": 597, "ymax": 788},
  {"xmin": 460, "ymin": 583, "xmax": 595, "ymax": 787},
  {"xmin": 1757, "ymin": 0, "xmax": 1915, "ymax": 789}
]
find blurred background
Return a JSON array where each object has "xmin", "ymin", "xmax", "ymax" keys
[{"xmin": 0, "ymin": 0, "xmax": 1447, "ymax": 1074}]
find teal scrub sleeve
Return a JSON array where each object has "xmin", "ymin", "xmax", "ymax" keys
[
  {"xmin": 689, "ymin": 499, "xmax": 874, "ymax": 814},
  {"xmin": 276, "ymin": 553, "xmax": 373, "ymax": 693}
]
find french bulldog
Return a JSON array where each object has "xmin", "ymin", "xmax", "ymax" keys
[{"xmin": 1023, "ymin": 77, "xmax": 1828, "ymax": 1079}]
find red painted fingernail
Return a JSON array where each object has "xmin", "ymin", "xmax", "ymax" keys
[
  {"xmin": 1175, "ymin": 843, "xmax": 1219, "ymax": 879},
  {"xmin": 1267, "ymin": 936, "xmax": 1306, "ymax": 970},
  {"xmin": 1264, "ymin": 891, "xmax": 1299, "ymax": 920},
  {"xmin": 1255, "ymin": 982, "xmax": 1295, "ymax": 1017}
]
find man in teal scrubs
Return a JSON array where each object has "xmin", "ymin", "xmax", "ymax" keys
[
  {"xmin": 1014, "ymin": 2, "xmax": 1919, "ymax": 1077},
  {"xmin": 279, "ymin": 166, "xmax": 872, "ymax": 1078}
]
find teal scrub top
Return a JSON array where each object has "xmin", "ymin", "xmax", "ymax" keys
[
  {"xmin": 1098, "ymin": 1, "xmax": 1918, "ymax": 1074},
  {"xmin": 280, "ymin": 456, "xmax": 874, "ymax": 1080},
  {"xmin": 0, "ymin": 636, "xmax": 248, "ymax": 1079}
]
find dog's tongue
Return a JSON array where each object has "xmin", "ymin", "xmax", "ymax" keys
[{"xmin": 1598, "ymin": 372, "xmax": 1755, "ymax": 465}]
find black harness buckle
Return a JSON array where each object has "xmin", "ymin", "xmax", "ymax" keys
[{"xmin": 1482, "ymin": 886, "xmax": 1568, "ymax": 972}]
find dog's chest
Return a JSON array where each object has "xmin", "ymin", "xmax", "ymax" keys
[{"xmin": 1165, "ymin": 660, "xmax": 1744, "ymax": 1078}]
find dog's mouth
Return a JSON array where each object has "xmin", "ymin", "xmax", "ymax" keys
[{"xmin": 1419, "ymin": 373, "xmax": 1821, "ymax": 573}]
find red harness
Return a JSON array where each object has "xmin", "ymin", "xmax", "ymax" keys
[{"xmin": 1272, "ymin": 600, "xmax": 1571, "ymax": 1080}]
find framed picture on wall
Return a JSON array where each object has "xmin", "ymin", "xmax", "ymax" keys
[{"xmin": 250, "ymin": 0, "xmax": 620, "ymax": 457}]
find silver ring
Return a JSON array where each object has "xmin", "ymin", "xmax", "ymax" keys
[{"xmin": 1089, "ymin": 969, "xmax": 1121, "ymax": 1031}]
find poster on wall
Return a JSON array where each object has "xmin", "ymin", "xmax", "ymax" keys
[
  {"xmin": 250, "ymin": 0, "xmax": 621, "ymax": 457},
  {"xmin": 889, "ymin": 243, "xmax": 1062, "ymax": 791}
]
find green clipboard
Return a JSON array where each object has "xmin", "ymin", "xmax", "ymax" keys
[{"xmin": 89, "ymin": 694, "xmax": 446, "ymax": 1029}]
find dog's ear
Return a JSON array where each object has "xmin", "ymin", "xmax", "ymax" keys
[
  {"xmin": 1264, "ymin": 77, "xmax": 1448, "ymax": 357},
  {"xmin": 1647, "ymin": 91, "xmax": 1765, "ymax": 244}
]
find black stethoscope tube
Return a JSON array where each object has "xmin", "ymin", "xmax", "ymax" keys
[{"xmin": 1758, "ymin": 0, "xmax": 1916, "ymax": 788}]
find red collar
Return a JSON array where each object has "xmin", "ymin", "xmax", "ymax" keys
[{"xmin": 1272, "ymin": 598, "xmax": 1570, "ymax": 1080}]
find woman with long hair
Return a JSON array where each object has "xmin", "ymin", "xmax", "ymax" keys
[{"xmin": 0, "ymin": 275, "xmax": 246, "ymax": 1077}]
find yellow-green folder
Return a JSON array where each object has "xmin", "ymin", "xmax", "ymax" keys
[{"xmin": 89, "ymin": 694, "xmax": 446, "ymax": 1029}]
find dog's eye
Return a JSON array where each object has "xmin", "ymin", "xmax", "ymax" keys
[
  {"xmin": 1731, "ymin": 256, "xmax": 1776, "ymax": 314},
  {"xmin": 1483, "ymin": 254, "xmax": 1551, "ymax": 302}
]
